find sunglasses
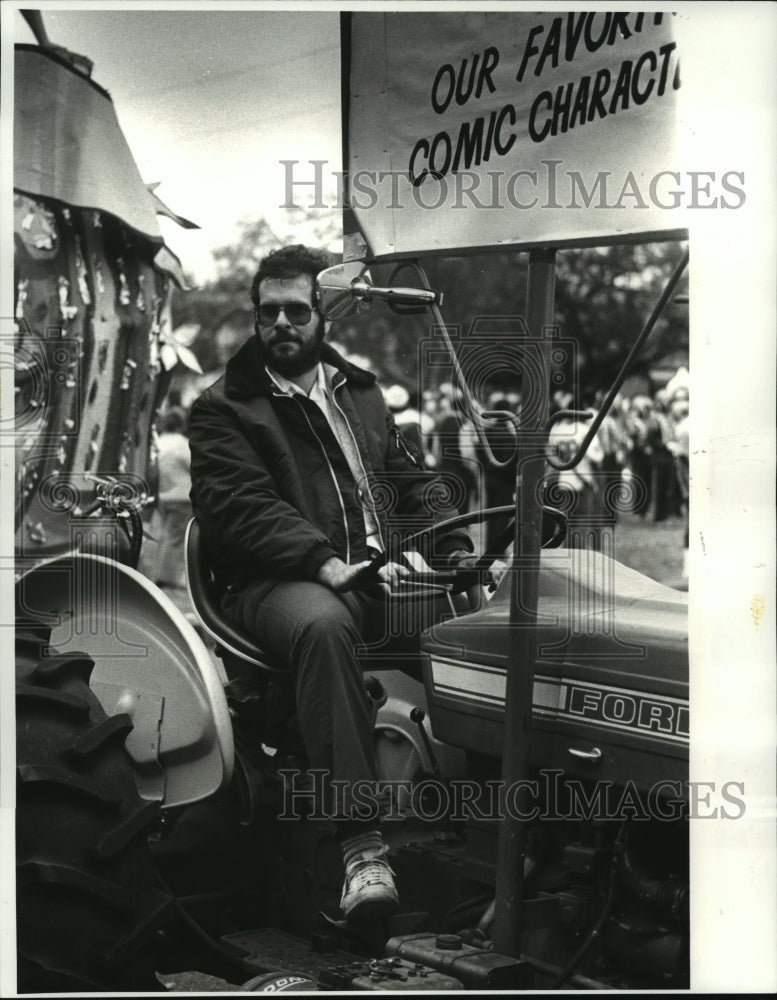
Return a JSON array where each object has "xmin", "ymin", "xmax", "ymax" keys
[{"xmin": 255, "ymin": 302, "xmax": 315, "ymax": 326}]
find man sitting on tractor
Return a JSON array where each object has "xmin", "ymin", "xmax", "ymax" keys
[{"xmin": 188, "ymin": 244, "xmax": 474, "ymax": 920}]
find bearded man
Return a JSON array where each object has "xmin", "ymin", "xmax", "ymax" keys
[{"xmin": 188, "ymin": 244, "xmax": 473, "ymax": 920}]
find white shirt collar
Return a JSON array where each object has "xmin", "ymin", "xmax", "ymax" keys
[{"xmin": 265, "ymin": 362, "xmax": 327, "ymax": 399}]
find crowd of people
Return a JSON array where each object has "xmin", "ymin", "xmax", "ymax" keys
[
  {"xmin": 381, "ymin": 376, "xmax": 691, "ymax": 541},
  {"xmin": 547, "ymin": 380, "xmax": 690, "ymax": 526}
]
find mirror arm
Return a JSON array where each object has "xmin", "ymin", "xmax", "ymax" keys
[
  {"xmin": 350, "ymin": 278, "xmax": 440, "ymax": 307},
  {"xmin": 317, "ymin": 259, "xmax": 519, "ymax": 470},
  {"xmin": 406, "ymin": 261, "xmax": 518, "ymax": 469}
]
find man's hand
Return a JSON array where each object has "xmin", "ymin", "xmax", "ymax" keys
[
  {"xmin": 376, "ymin": 561, "xmax": 411, "ymax": 590},
  {"xmin": 448, "ymin": 550, "xmax": 508, "ymax": 592},
  {"xmin": 487, "ymin": 559, "xmax": 509, "ymax": 591},
  {"xmin": 316, "ymin": 556, "xmax": 411, "ymax": 594},
  {"xmin": 316, "ymin": 557, "xmax": 374, "ymax": 592}
]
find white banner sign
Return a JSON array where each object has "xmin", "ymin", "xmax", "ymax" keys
[{"xmin": 345, "ymin": 11, "xmax": 698, "ymax": 259}]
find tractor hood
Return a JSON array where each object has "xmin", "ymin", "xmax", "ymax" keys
[{"xmin": 421, "ymin": 550, "xmax": 689, "ymax": 789}]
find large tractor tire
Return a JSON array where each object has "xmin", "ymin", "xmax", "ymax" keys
[{"xmin": 15, "ymin": 625, "xmax": 173, "ymax": 993}]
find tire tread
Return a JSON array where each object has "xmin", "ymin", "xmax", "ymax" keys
[{"xmin": 16, "ymin": 634, "xmax": 172, "ymax": 992}]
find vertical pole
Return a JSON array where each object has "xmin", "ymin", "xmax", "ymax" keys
[{"xmin": 492, "ymin": 248, "xmax": 556, "ymax": 958}]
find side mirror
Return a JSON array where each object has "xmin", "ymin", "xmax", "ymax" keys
[
  {"xmin": 316, "ymin": 262, "xmax": 373, "ymax": 321},
  {"xmin": 317, "ymin": 261, "xmax": 442, "ymax": 320}
]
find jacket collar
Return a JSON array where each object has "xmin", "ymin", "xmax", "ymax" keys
[{"xmin": 224, "ymin": 336, "xmax": 377, "ymax": 401}]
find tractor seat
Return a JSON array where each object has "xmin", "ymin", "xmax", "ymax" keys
[{"xmin": 184, "ymin": 518, "xmax": 290, "ymax": 678}]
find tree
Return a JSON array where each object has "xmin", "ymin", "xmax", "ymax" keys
[
  {"xmin": 209, "ymin": 218, "xmax": 282, "ymax": 294},
  {"xmin": 554, "ymin": 241, "xmax": 689, "ymax": 396},
  {"xmin": 330, "ymin": 242, "xmax": 688, "ymax": 401},
  {"xmin": 209, "ymin": 207, "xmax": 342, "ymax": 294}
]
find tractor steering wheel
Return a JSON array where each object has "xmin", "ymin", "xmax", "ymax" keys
[{"xmin": 351, "ymin": 504, "xmax": 566, "ymax": 596}]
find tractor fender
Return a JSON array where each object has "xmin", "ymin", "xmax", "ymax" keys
[{"xmin": 16, "ymin": 553, "xmax": 234, "ymax": 808}]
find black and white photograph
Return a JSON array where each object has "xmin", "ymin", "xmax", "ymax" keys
[{"xmin": 2, "ymin": 2, "xmax": 775, "ymax": 995}]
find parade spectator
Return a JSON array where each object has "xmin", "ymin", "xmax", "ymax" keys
[
  {"xmin": 667, "ymin": 387, "xmax": 690, "ymax": 585},
  {"xmin": 668, "ymin": 393, "xmax": 689, "ymax": 505},
  {"xmin": 151, "ymin": 406, "xmax": 192, "ymax": 589},
  {"xmin": 593, "ymin": 390, "xmax": 628, "ymax": 520},
  {"xmin": 475, "ymin": 392, "xmax": 518, "ymax": 552},
  {"xmin": 420, "ymin": 392, "xmax": 439, "ymax": 467},
  {"xmin": 433, "ymin": 389, "xmax": 478, "ymax": 514},
  {"xmin": 625, "ymin": 395, "xmax": 654, "ymax": 517},
  {"xmin": 547, "ymin": 399, "xmax": 604, "ymax": 550},
  {"xmin": 646, "ymin": 389, "xmax": 678, "ymax": 521}
]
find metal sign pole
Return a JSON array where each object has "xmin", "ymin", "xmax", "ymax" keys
[{"xmin": 492, "ymin": 248, "xmax": 556, "ymax": 958}]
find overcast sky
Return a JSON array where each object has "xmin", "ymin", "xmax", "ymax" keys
[{"xmin": 14, "ymin": 6, "xmax": 343, "ymax": 283}]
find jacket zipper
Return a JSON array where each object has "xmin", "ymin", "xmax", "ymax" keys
[
  {"xmin": 332, "ymin": 382, "xmax": 385, "ymax": 552},
  {"xmin": 392, "ymin": 425, "xmax": 423, "ymax": 469},
  {"xmin": 294, "ymin": 398, "xmax": 351, "ymax": 564}
]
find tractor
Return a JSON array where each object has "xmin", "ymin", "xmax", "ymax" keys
[{"xmin": 13, "ymin": 10, "xmax": 690, "ymax": 994}]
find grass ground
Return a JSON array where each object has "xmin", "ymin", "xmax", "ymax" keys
[
  {"xmin": 609, "ymin": 512, "xmax": 687, "ymax": 589},
  {"xmin": 466, "ymin": 508, "xmax": 688, "ymax": 591}
]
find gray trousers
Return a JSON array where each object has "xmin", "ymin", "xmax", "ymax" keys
[{"xmin": 223, "ymin": 579, "xmax": 455, "ymax": 826}]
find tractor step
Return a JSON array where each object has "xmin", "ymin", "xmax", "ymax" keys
[{"xmin": 221, "ymin": 926, "xmax": 463, "ymax": 991}]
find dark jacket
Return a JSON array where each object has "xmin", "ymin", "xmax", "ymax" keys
[{"xmin": 188, "ymin": 337, "xmax": 472, "ymax": 600}]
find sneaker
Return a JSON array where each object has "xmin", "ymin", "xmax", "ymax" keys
[{"xmin": 340, "ymin": 835, "xmax": 399, "ymax": 920}]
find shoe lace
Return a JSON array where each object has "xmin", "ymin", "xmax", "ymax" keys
[
  {"xmin": 342, "ymin": 850, "xmax": 396, "ymax": 900},
  {"xmin": 348, "ymin": 857, "xmax": 395, "ymax": 888}
]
